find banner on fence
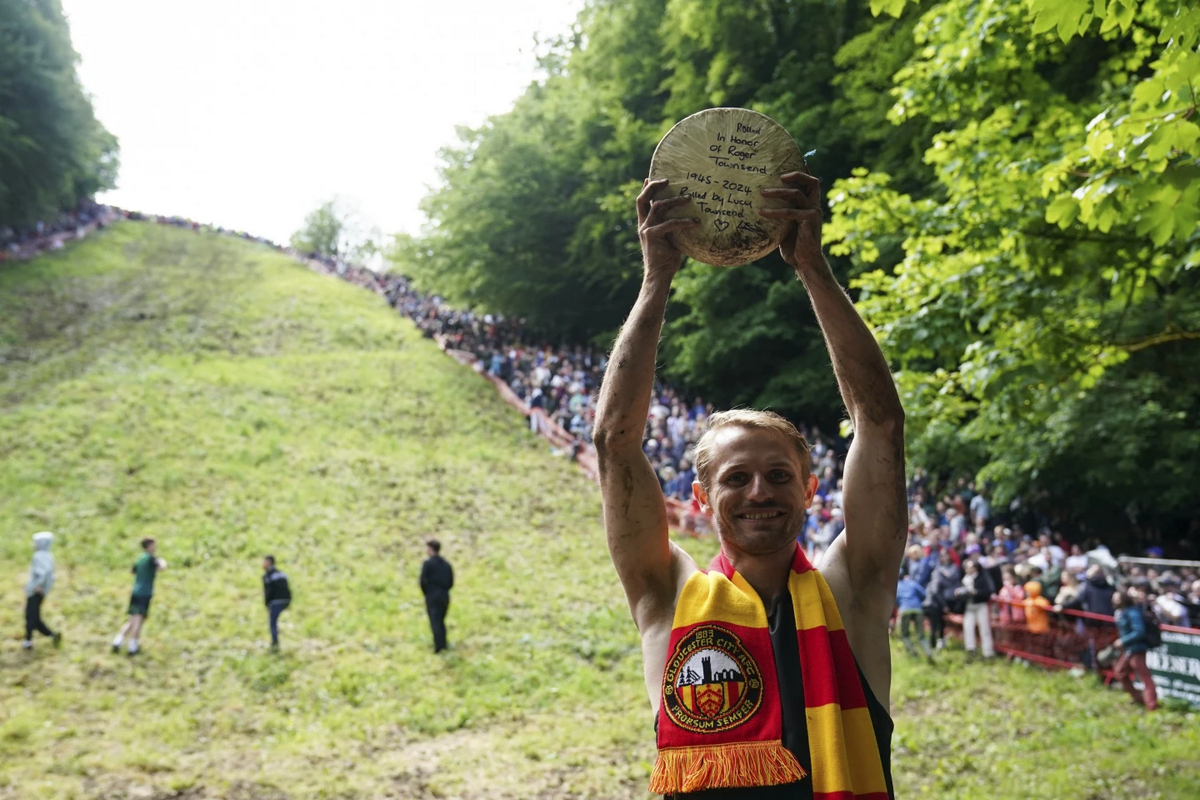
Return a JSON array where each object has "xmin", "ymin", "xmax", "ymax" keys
[{"xmin": 1145, "ymin": 629, "xmax": 1200, "ymax": 708}]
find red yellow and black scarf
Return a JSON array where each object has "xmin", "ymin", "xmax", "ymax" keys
[{"xmin": 650, "ymin": 544, "xmax": 888, "ymax": 798}]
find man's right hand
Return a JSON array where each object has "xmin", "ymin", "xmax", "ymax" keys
[{"xmin": 637, "ymin": 179, "xmax": 697, "ymax": 276}]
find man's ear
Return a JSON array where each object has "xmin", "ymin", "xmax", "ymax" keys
[
  {"xmin": 804, "ymin": 474, "xmax": 819, "ymax": 508},
  {"xmin": 693, "ymin": 481, "xmax": 709, "ymax": 513}
]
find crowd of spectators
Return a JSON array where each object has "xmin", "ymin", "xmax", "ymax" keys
[
  {"xmin": 119, "ymin": 209, "xmax": 285, "ymax": 250},
  {"xmin": 895, "ymin": 477, "xmax": 1200, "ymax": 669},
  {"xmin": 366, "ymin": 269, "xmax": 852, "ymax": 538},
  {"xmin": 0, "ymin": 201, "xmax": 111, "ymax": 259}
]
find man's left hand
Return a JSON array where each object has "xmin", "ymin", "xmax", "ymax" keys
[{"xmin": 759, "ymin": 172, "xmax": 824, "ymax": 275}]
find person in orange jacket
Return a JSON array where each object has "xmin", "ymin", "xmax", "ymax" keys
[{"xmin": 1024, "ymin": 581, "xmax": 1052, "ymax": 634}]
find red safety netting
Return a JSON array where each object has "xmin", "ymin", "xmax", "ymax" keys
[{"xmin": 941, "ymin": 597, "xmax": 1199, "ymax": 681}]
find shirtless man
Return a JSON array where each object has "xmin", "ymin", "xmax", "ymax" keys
[{"xmin": 594, "ymin": 173, "xmax": 906, "ymax": 798}]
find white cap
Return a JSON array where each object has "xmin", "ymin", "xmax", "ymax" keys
[{"xmin": 32, "ymin": 531, "xmax": 54, "ymax": 543}]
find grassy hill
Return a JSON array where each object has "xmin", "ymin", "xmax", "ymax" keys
[{"xmin": 1, "ymin": 221, "xmax": 1196, "ymax": 800}]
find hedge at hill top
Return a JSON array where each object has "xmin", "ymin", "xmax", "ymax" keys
[{"xmin": 393, "ymin": 0, "xmax": 1200, "ymax": 546}]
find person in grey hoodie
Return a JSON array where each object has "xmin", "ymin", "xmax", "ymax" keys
[{"xmin": 24, "ymin": 531, "xmax": 61, "ymax": 650}]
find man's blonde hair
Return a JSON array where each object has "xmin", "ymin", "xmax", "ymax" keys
[{"xmin": 693, "ymin": 409, "xmax": 811, "ymax": 491}]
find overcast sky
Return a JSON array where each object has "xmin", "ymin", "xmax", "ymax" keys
[{"xmin": 63, "ymin": 0, "xmax": 582, "ymax": 244}]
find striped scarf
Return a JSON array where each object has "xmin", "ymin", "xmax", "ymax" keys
[{"xmin": 650, "ymin": 544, "xmax": 888, "ymax": 798}]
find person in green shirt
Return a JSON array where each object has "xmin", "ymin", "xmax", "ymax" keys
[{"xmin": 111, "ymin": 537, "xmax": 166, "ymax": 656}]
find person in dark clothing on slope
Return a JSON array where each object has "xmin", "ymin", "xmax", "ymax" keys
[
  {"xmin": 420, "ymin": 539, "xmax": 454, "ymax": 652},
  {"xmin": 262, "ymin": 555, "xmax": 292, "ymax": 650}
]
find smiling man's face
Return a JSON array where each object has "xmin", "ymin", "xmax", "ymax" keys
[{"xmin": 694, "ymin": 426, "xmax": 818, "ymax": 558}]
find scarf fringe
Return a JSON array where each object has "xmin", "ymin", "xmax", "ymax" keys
[{"xmin": 649, "ymin": 741, "xmax": 807, "ymax": 794}]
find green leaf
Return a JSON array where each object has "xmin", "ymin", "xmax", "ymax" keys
[
  {"xmin": 1045, "ymin": 196, "xmax": 1081, "ymax": 228},
  {"xmin": 869, "ymin": 0, "xmax": 910, "ymax": 18},
  {"xmin": 1030, "ymin": 0, "xmax": 1090, "ymax": 41},
  {"xmin": 1158, "ymin": 7, "xmax": 1200, "ymax": 49}
]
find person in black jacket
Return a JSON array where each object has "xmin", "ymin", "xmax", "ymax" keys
[
  {"xmin": 420, "ymin": 539, "xmax": 454, "ymax": 653},
  {"xmin": 923, "ymin": 547, "xmax": 962, "ymax": 651},
  {"xmin": 262, "ymin": 555, "xmax": 291, "ymax": 650},
  {"xmin": 1060, "ymin": 565, "xmax": 1115, "ymax": 619},
  {"xmin": 1058, "ymin": 565, "xmax": 1114, "ymax": 669}
]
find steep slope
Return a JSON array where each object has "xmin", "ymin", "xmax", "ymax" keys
[
  {"xmin": 0, "ymin": 222, "xmax": 652, "ymax": 799},
  {"xmin": 1, "ymin": 221, "xmax": 1195, "ymax": 800}
]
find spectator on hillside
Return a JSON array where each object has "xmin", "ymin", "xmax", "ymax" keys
[
  {"xmin": 1063, "ymin": 566, "xmax": 1115, "ymax": 620},
  {"xmin": 996, "ymin": 567, "xmax": 1026, "ymax": 625},
  {"xmin": 420, "ymin": 539, "xmax": 454, "ymax": 653},
  {"xmin": 956, "ymin": 559, "xmax": 995, "ymax": 659},
  {"xmin": 980, "ymin": 543, "xmax": 1009, "ymax": 593},
  {"xmin": 679, "ymin": 495, "xmax": 710, "ymax": 537},
  {"xmin": 1086, "ymin": 542, "xmax": 1119, "ymax": 574},
  {"xmin": 896, "ymin": 570, "xmax": 933, "ymax": 660},
  {"xmin": 904, "ymin": 545, "xmax": 935, "ymax": 587},
  {"xmin": 948, "ymin": 508, "xmax": 967, "ymax": 542},
  {"xmin": 803, "ymin": 497, "xmax": 824, "ymax": 557},
  {"xmin": 1064, "ymin": 543, "xmax": 1089, "ymax": 577},
  {"xmin": 673, "ymin": 459, "xmax": 696, "ymax": 501},
  {"xmin": 1152, "ymin": 577, "xmax": 1190, "ymax": 628},
  {"xmin": 111, "ymin": 538, "xmax": 166, "ymax": 657},
  {"xmin": 1026, "ymin": 565, "xmax": 1047, "ymax": 599},
  {"xmin": 23, "ymin": 532, "xmax": 62, "ymax": 651},
  {"xmin": 262, "ymin": 555, "xmax": 292, "ymax": 651},
  {"xmin": 1038, "ymin": 559, "xmax": 1063, "ymax": 603},
  {"xmin": 1188, "ymin": 580, "xmax": 1200, "ymax": 624},
  {"xmin": 909, "ymin": 493, "xmax": 931, "ymax": 531},
  {"xmin": 1055, "ymin": 572, "xmax": 1082, "ymax": 609},
  {"xmin": 924, "ymin": 548, "xmax": 962, "ymax": 651},
  {"xmin": 813, "ymin": 506, "xmax": 843, "ymax": 559},
  {"xmin": 1112, "ymin": 590, "xmax": 1158, "ymax": 710},
  {"xmin": 1036, "ymin": 533, "xmax": 1063, "ymax": 567},
  {"xmin": 969, "ymin": 490, "xmax": 990, "ymax": 527},
  {"xmin": 1023, "ymin": 582, "xmax": 1052, "ymax": 634}
]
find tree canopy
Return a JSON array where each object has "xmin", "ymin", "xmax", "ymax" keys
[
  {"xmin": 396, "ymin": 0, "xmax": 1199, "ymax": 545},
  {"xmin": 828, "ymin": 0, "xmax": 1199, "ymax": 540},
  {"xmin": 290, "ymin": 198, "xmax": 378, "ymax": 263},
  {"xmin": 0, "ymin": 0, "xmax": 119, "ymax": 228}
]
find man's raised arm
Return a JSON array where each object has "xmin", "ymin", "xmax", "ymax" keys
[
  {"xmin": 761, "ymin": 173, "xmax": 907, "ymax": 600},
  {"xmin": 593, "ymin": 180, "xmax": 697, "ymax": 627}
]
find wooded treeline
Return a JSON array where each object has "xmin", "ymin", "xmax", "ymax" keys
[
  {"xmin": 0, "ymin": 0, "xmax": 118, "ymax": 228},
  {"xmin": 395, "ymin": 0, "xmax": 1199, "ymax": 547}
]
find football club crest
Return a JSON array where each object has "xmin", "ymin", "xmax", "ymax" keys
[{"xmin": 662, "ymin": 625, "xmax": 763, "ymax": 734}]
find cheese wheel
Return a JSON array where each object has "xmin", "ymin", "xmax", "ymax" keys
[{"xmin": 648, "ymin": 108, "xmax": 806, "ymax": 267}]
